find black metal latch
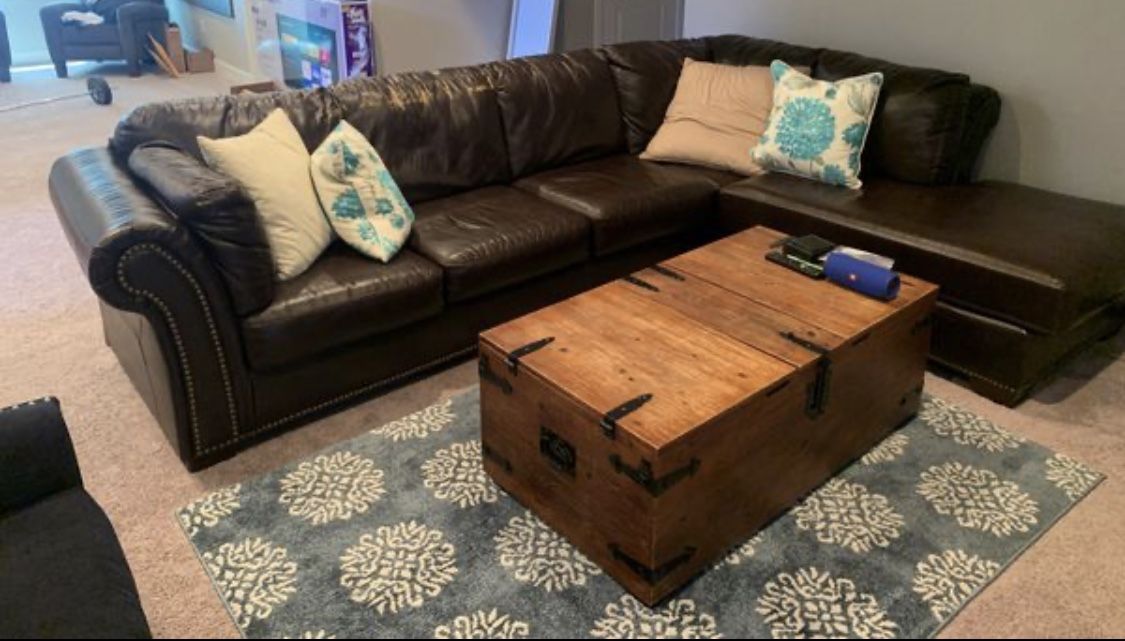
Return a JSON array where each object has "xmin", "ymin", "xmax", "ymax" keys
[
  {"xmin": 610, "ymin": 544, "xmax": 696, "ymax": 585},
  {"xmin": 539, "ymin": 426, "xmax": 577, "ymax": 476},
  {"xmin": 610, "ymin": 455, "xmax": 699, "ymax": 497},
  {"xmin": 599, "ymin": 393, "xmax": 653, "ymax": 438},
  {"xmin": 482, "ymin": 442, "xmax": 513, "ymax": 473},
  {"xmin": 504, "ymin": 336, "xmax": 554, "ymax": 373},
  {"xmin": 780, "ymin": 331, "xmax": 832, "ymax": 418}
]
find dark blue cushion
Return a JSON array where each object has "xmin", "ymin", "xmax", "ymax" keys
[{"xmin": 0, "ymin": 490, "xmax": 151, "ymax": 638}]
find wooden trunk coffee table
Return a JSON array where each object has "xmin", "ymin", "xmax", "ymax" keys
[{"xmin": 478, "ymin": 226, "xmax": 938, "ymax": 605}]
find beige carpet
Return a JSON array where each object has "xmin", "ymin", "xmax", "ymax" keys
[{"xmin": 1, "ymin": 64, "xmax": 1123, "ymax": 639}]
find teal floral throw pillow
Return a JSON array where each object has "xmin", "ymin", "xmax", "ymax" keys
[
  {"xmin": 311, "ymin": 121, "xmax": 414, "ymax": 262},
  {"xmin": 750, "ymin": 60, "xmax": 883, "ymax": 189}
]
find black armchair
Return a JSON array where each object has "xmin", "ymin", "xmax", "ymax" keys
[
  {"xmin": 0, "ymin": 397, "xmax": 151, "ymax": 638},
  {"xmin": 40, "ymin": 0, "xmax": 168, "ymax": 78}
]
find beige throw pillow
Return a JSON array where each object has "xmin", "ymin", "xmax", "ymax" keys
[
  {"xmin": 198, "ymin": 108, "xmax": 332, "ymax": 280},
  {"xmin": 641, "ymin": 59, "xmax": 779, "ymax": 176}
]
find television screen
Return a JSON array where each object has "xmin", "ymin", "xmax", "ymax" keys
[{"xmin": 277, "ymin": 13, "xmax": 340, "ymax": 89}]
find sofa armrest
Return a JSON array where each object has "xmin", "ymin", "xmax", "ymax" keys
[
  {"xmin": 50, "ymin": 147, "xmax": 253, "ymax": 469},
  {"xmin": 116, "ymin": 0, "xmax": 169, "ymax": 22},
  {"xmin": 0, "ymin": 397, "xmax": 82, "ymax": 514},
  {"xmin": 117, "ymin": 1, "xmax": 168, "ymax": 75},
  {"xmin": 128, "ymin": 142, "xmax": 275, "ymax": 316}
]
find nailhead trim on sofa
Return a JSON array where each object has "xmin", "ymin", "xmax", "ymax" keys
[
  {"xmin": 116, "ymin": 243, "xmax": 478, "ymax": 463},
  {"xmin": 0, "ymin": 397, "xmax": 58, "ymax": 413},
  {"xmin": 116, "ymin": 244, "xmax": 239, "ymax": 456}
]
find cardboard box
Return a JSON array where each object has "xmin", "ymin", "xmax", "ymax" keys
[
  {"xmin": 164, "ymin": 24, "xmax": 187, "ymax": 73},
  {"xmin": 185, "ymin": 47, "xmax": 215, "ymax": 73}
]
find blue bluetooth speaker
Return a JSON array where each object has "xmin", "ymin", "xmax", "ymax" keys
[{"xmin": 824, "ymin": 251, "xmax": 901, "ymax": 300}]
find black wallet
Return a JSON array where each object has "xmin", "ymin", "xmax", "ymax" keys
[{"xmin": 781, "ymin": 234, "xmax": 837, "ymax": 261}]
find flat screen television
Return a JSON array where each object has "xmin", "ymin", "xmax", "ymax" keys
[{"xmin": 277, "ymin": 13, "xmax": 340, "ymax": 89}]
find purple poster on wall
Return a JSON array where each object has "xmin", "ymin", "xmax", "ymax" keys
[{"xmin": 341, "ymin": 1, "xmax": 375, "ymax": 78}]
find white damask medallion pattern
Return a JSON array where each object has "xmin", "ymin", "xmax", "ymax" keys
[
  {"xmin": 590, "ymin": 595, "xmax": 722, "ymax": 639},
  {"xmin": 1044, "ymin": 453, "xmax": 1100, "ymax": 499},
  {"xmin": 180, "ymin": 483, "xmax": 241, "ymax": 537},
  {"xmin": 495, "ymin": 510, "xmax": 602, "ymax": 592},
  {"xmin": 912, "ymin": 549, "xmax": 1000, "ymax": 620},
  {"xmin": 720, "ymin": 532, "xmax": 764, "ymax": 567},
  {"xmin": 278, "ymin": 451, "xmax": 385, "ymax": 525},
  {"xmin": 861, "ymin": 433, "xmax": 909, "ymax": 466},
  {"xmin": 920, "ymin": 397, "xmax": 1025, "ymax": 452},
  {"xmin": 793, "ymin": 479, "xmax": 904, "ymax": 553},
  {"xmin": 917, "ymin": 462, "xmax": 1039, "ymax": 537},
  {"xmin": 434, "ymin": 609, "xmax": 530, "ymax": 639},
  {"xmin": 371, "ymin": 398, "xmax": 455, "ymax": 441},
  {"xmin": 339, "ymin": 521, "xmax": 457, "ymax": 615},
  {"xmin": 422, "ymin": 440, "xmax": 499, "ymax": 508},
  {"xmin": 756, "ymin": 567, "xmax": 898, "ymax": 639},
  {"xmin": 203, "ymin": 537, "xmax": 298, "ymax": 630}
]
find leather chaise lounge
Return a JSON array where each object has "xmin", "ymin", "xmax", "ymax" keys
[{"xmin": 50, "ymin": 35, "xmax": 1125, "ymax": 470}]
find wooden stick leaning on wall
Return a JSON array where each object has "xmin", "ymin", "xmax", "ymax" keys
[{"xmin": 147, "ymin": 34, "xmax": 180, "ymax": 78}]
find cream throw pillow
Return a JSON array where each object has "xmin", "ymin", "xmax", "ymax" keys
[
  {"xmin": 310, "ymin": 121, "xmax": 414, "ymax": 263},
  {"xmin": 641, "ymin": 58, "xmax": 778, "ymax": 175},
  {"xmin": 198, "ymin": 108, "xmax": 332, "ymax": 280}
]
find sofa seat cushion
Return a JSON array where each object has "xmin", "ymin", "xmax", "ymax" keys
[
  {"xmin": 242, "ymin": 245, "xmax": 444, "ymax": 371},
  {"xmin": 720, "ymin": 174, "xmax": 1125, "ymax": 333},
  {"xmin": 515, "ymin": 155, "xmax": 720, "ymax": 255},
  {"xmin": 0, "ymin": 489, "xmax": 151, "ymax": 639},
  {"xmin": 60, "ymin": 23, "xmax": 120, "ymax": 46},
  {"xmin": 409, "ymin": 186, "xmax": 591, "ymax": 303}
]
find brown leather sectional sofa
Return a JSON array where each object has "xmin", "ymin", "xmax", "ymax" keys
[{"xmin": 50, "ymin": 35, "xmax": 1125, "ymax": 470}]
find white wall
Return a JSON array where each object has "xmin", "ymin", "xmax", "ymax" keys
[
  {"xmin": 166, "ymin": 0, "xmax": 256, "ymax": 75},
  {"xmin": 0, "ymin": 0, "xmax": 60, "ymax": 66},
  {"xmin": 368, "ymin": 0, "xmax": 512, "ymax": 74},
  {"xmin": 684, "ymin": 0, "xmax": 1125, "ymax": 205}
]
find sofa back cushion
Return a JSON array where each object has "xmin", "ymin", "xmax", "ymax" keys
[
  {"xmin": 707, "ymin": 34, "xmax": 820, "ymax": 68},
  {"xmin": 815, "ymin": 49, "xmax": 973, "ymax": 185},
  {"xmin": 601, "ymin": 38, "xmax": 711, "ymax": 154},
  {"xmin": 112, "ymin": 88, "xmax": 342, "ymax": 163},
  {"xmin": 330, "ymin": 66, "xmax": 511, "ymax": 204},
  {"xmin": 493, "ymin": 49, "xmax": 625, "ymax": 177}
]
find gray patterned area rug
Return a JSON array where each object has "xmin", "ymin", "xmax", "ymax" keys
[{"xmin": 178, "ymin": 389, "xmax": 1102, "ymax": 639}]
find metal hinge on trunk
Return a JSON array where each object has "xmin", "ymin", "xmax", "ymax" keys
[
  {"xmin": 780, "ymin": 331, "xmax": 832, "ymax": 418},
  {"xmin": 478, "ymin": 356, "xmax": 512, "ymax": 394},
  {"xmin": 609, "ymin": 544, "xmax": 696, "ymax": 585},
  {"xmin": 599, "ymin": 393, "xmax": 653, "ymax": 438},
  {"xmin": 504, "ymin": 336, "xmax": 554, "ymax": 373},
  {"xmin": 610, "ymin": 455, "xmax": 699, "ymax": 496},
  {"xmin": 481, "ymin": 442, "xmax": 513, "ymax": 473}
]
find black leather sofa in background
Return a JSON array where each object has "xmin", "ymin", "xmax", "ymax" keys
[
  {"xmin": 40, "ymin": 0, "xmax": 167, "ymax": 78},
  {"xmin": 0, "ymin": 398, "xmax": 151, "ymax": 638},
  {"xmin": 49, "ymin": 35, "xmax": 1125, "ymax": 470}
]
